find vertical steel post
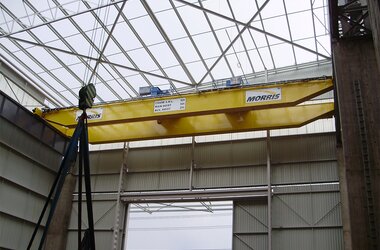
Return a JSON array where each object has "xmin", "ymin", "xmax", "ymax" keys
[
  {"xmin": 189, "ymin": 137, "xmax": 195, "ymax": 191},
  {"xmin": 112, "ymin": 142, "xmax": 129, "ymax": 250},
  {"xmin": 266, "ymin": 130, "xmax": 272, "ymax": 250}
]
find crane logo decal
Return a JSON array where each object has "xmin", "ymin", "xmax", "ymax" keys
[
  {"xmin": 75, "ymin": 108, "xmax": 103, "ymax": 121},
  {"xmin": 245, "ymin": 88, "xmax": 282, "ymax": 103}
]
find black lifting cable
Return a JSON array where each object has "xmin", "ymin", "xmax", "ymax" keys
[{"xmin": 28, "ymin": 85, "xmax": 97, "ymax": 250}]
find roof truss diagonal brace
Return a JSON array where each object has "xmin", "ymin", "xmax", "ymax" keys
[
  {"xmin": 5, "ymin": 35, "xmax": 191, "ymax": 87},
  {"xmin": 174, "ymin": 0, "xmax": 331, "ymax": 62},
  {"xmin": 0, "ymin": 0, "xmax": 125, "ymax": 38},
  {"xmin": 197, "ymin": 0, "xmax": 271, "ymax": 84},
  {"xmin": 140, "ymin": 0, "xmax": 196, "ymax": 85}
]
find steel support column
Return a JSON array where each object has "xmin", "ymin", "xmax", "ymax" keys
[
  {"xmin": 112, "ymin": 142, "xmax": 129, "ymax": 250},
  {"xmin": 266, "ymin": 130, "xmax": 272, "ymax": 250}
]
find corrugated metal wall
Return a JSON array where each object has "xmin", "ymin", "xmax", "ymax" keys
[
  {"xmin": 0, "ymin": 92, "xmax": 68, "ymax": 249},
  {"xmin": 77, "ymin": 132, "xmax": 342, "ymax": 250},
  {"xmin": 232, "ymin": 133, "xmax": 342, "ymax": 250}
]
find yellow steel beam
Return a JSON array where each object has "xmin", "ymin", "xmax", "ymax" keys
[
  {"xmin": 41, "ymin": 78, "xmax": 332, "ymax": 128},
  {"xmin": 50, "ymin": 103, "xmax": 334, "ymax": 144}
]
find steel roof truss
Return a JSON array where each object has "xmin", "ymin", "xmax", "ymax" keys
[
  {"xmin": 197, "ymin": 0, "xmax": 271, "ymax": 84},
  {"xmin": 198, "ymin": 0, "xmax": 235, "ymax": 80},
  {"xmin": 174, "ymin": 0, "xmax": 331, "ymax": 61},
  {"xmin": 169, "ymin": 0, "xmax": 215, "ymax": 84},
  {"xmin": 141, "ymin": 0, "xmax": 196, "ymax": 85},
  {"xmin": 254, "ymin": 0, "xmax": 276, "ymax": 70},
  {"xmin": 226, "ymin": 0, "xmax": 255, "ymax": 75}
]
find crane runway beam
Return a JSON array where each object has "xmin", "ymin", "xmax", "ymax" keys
[
  {"xmin": 40, "ymin": 78, "xmax": 333, "ymax": 128},
  {"xmin": 49, "ymin": 102, "xmax": 334, "ymax": 144}
]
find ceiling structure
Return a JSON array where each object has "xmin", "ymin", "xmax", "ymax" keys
[{"xmin": 0, "ymin": 0, "xmax": 331, "ymax": 108}]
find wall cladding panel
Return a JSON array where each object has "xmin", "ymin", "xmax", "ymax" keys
[
  {"xmin": 271, "ymin": 134, "xmax": 336, "ymax": 163},
  {"xmin": 0, "ymin": 144, "xmax": 55, "ymax": 196},
  {"xmin": 195, "ymin": 139, "xmax": 267, "ymax": 169},
  {"xmin": 272, "ymin": 228, "xmax": 343, "ymax": 250},
  {"xmin": 127, "ymin": 144, "xmax": 192, "ymax": 172},
  {"xmin": 272, "ymin": 161, "xmax": 338, "ymax": 184},
  {"xmin": 125, "ymin": 170, "xmax": 189, "ymax": 191},
  {"xmin": 0, "ymin": 181, "xmax": 48, "ymax": 224}
]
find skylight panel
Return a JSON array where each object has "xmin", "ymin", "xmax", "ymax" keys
[
  {"xmin": 248, "ymin": 49, "xmax": 266, "ymax": 72},
  {"xmin": 0, "ymin": 39, "xmax": 21, "ymax": 53},
  {"xmin": 130, "ymin": 15, "xmax": 165, "ymax": 46},
  {"xmin": 263, "ymin": 16, "xmax": 290, "ymax": 43},
  {"xmin": 93, "ymin": 63, "xmax": 114, "ymax": 82},
  {"xmin": 241, "ymin": 31, "xmax": 257, "ymax": 51},
  {"xmin": 193, "ymin": 32, "xmax": 224, "ymax": 60},
  {"xmin": 145, "ymin": 0, "xmax": 173, "ymax": 12},
  {"xmin": 65, "ymin": 33, "xmax": 93, "ymax": 56},
  {"xmin": 59, "ymin": 89, "xmax": 79, "ymax": 104},
  {"xmin": 155, "ymin": 9, "xmax": 187, "ymax": 40},
  {"xmin": 60, "ymin": 0, "xmax": 88, "ymax": 14},
  {"xmin": 68, "ymin": 63, "xmax": 88, "ymax": 81},
  {"xmin": 204, "ymin": 10, "xmax": 235, "ymax": 31},
  {"xmin": 50, "ymin": 18, "xmax": 79, "ymax": 37},
  {"xmin": 165, "ymin": 65, "xmax": 191, "ymax": 83},
  {"xmin": 0, "ymin": 0, "xmax": 27, "ymax": 18},
  {"xmin": 317, "ymin": 35, "xmax": 331, "ymax": 57},
  {"xmin": 127, "ymin": 47, "xmax": 159, "ymax": 72},
  {"xmin": 248, "ymin": 29, "xmax": 268, "ymax": 48},
  {"xmin": 186, "ymin": 61, "xmax": 208, "ymax": 83},
  {"xmin": 222, "ymin": 27, "xmax": 245, "ymax": 52},
  {"xmin": 26, "ymin": 46, "xmax": 62, "ymax": 71},
  {"xmin": 225, "ymin": 53, "xmax": 249, "ymax": 77},
  {"xmin": 102, "ymin": 38, "xmax": 122, "ymax": 57},
  {"xmin": 92, "ymin": 82, "xmax": 118, "ymax": 102},
  {"xmin": 52, "ymin": 67, "xmax": 82, "ymax": 89},
  {"xmin": 106, "ymin": 52, "xmax": 135, "ymax": 68},
  {"xmin": 288, "ymin": 11, "xmax": 314, "ymax": 40},
  {"xmin": 172, "ymin": 38, "xmax": 200, "ymax": 63},
  {"xmin": 294, "ymin": 40, "xmax": 317, "ymax": 64},
  {"xmin": 106, "ymin": 79, "xmax": 134, "ymax": 99},
  {"xmin": 258, "ymin": 47, "xmax": 274, "ymax": 69},
  {"xmin": 112, "ymin": 22, "xmax": 142, "ymax": 51},
  {"xmin": 46, "ymin": 41, "xmax": 82, "ymax": 65},
  {"xmin": 26, "ymin": 25, "xmax": 58, "ymax": 44},
  {"xmin": 149, "ymin": 42, "xmax": 179, "ymax": 68},
  {"xmin": 38, "ymin": 72, "xmax": 67, "ymax": 92},
  {"xmin": 177, "ymin": 4, "xmax": 211, "ymax": 35},
  {"xmin": 313, "ymin": 7, "xmax": 329, "ymax": 36},
  {"xmin": 202, "ymin": 0, "xmax": 233, "ymax": 19},
  {"xmin": 13, "ymin": 50, "xmax": 44, "ymax": 73},
  {"xmin": 124, "ymin": 0, "xmax": 149, "ymax": 19},
  {"xmin": 283, "ymin": 0, "xmax": 311, "ymax": 13},
  {"xmin": 207, "ymin": 58, "xmax": 233, "ymax": 80},
  {"xmin": 71, "ymin": 12, "xmax": 100, "ymax": 33},
  {"xmin": 270, "ymin": 43, "xmax": 295, "ymax": 67},
  {"xmin": 125, "ymin": 73, "xmax": 153, "ymax": 91},
  {"xmin": 229, "ymin": 0, "xmax": 258, "ymax": 23},
  {"xmin": 260, "ymin": 0, "xmax": 285, "ymax": 19}
]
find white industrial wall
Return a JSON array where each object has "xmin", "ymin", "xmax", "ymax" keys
[{"xmin": 0, "ymin": 91, "xmax": 68, "ymax": 249}]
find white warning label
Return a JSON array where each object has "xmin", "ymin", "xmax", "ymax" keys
[{"xmin": 154, "ymin": 98, "xmax": 186, "ymax": 113}]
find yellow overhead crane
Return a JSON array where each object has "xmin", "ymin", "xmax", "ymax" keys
[{"xmin": 35, "ymin": 77, "xmax": 334, "ymax": 144}]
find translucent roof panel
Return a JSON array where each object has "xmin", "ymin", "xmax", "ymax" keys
[{"xmin": 0, "ymin": 0, "xmax": 331, "ymax": 108}]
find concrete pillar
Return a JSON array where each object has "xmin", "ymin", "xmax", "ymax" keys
[
  {"xmin": 44, "ymin": 172, "xmax": 77, "ymax": 250},
  {"xmin": 333, "ymin": 37, "xmax": 380, "ymax": 250},
  {"xmin": 367, "ymin": 0, "xmax": 380, "ymax": 72}
]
